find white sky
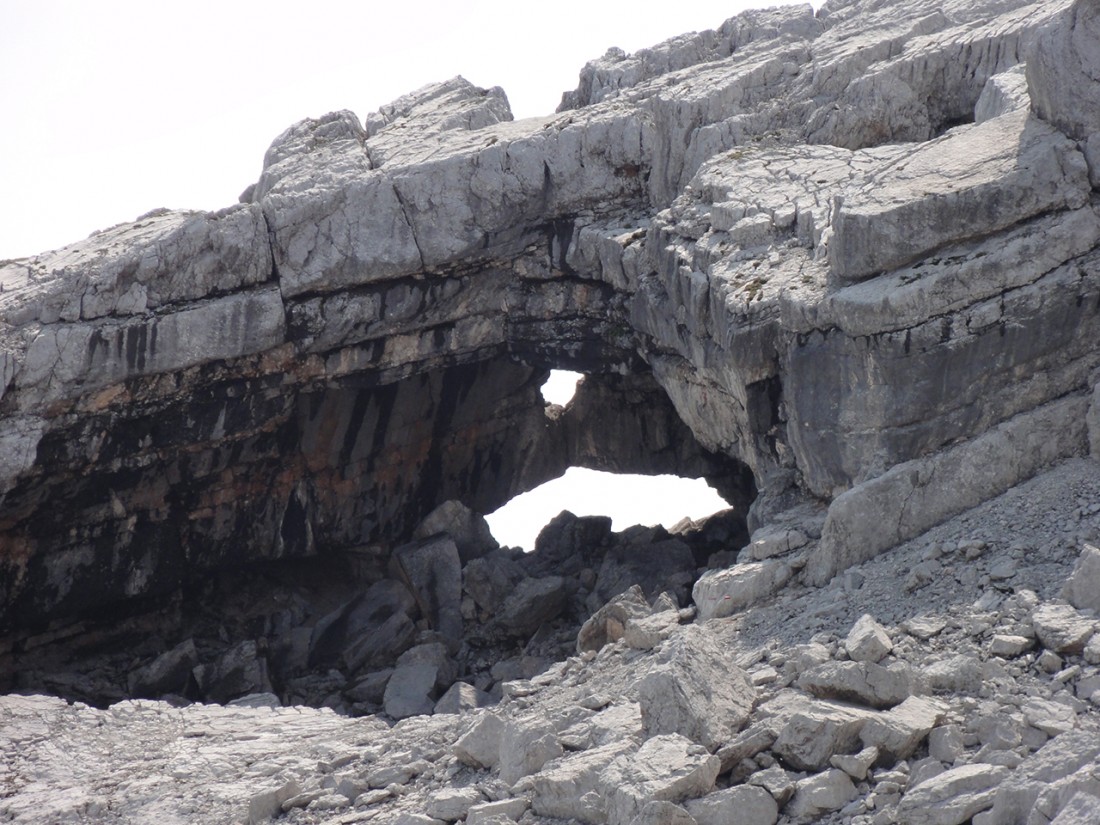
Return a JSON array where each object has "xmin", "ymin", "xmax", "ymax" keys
[{"xmin": 1, "ymin": 2, "xmax": 798, "ymax": 546}]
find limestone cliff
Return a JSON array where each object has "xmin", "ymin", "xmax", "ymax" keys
[{"xmin": 1, "ymin": 0, "xmax": 1098, "ymax": 647}]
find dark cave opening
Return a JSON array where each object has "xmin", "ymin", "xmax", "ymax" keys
[{"xmin": 0, "ymin": 354, "xmax": 759, "ymax": 714}]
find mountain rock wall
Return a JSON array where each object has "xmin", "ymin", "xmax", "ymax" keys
[{"xmin": 2, "ymin": 0, "xmax": 1099, "ymax": 638}]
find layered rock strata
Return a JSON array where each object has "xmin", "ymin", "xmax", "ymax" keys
[{"xmin": 1, "ymin": 0, "xmax": 1100, "ymax": 715}]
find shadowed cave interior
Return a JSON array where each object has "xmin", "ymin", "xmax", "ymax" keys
[{"xmin": 1, "ymin": 353, "xmax": 757, "ymax": 713}]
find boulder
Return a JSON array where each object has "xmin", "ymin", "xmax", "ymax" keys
[
  {"xmin": 466, "ymin": 798, "xmax": 528, "ymax": 825},
  {"xmin": 531, "ymin": 512, "xmax": 613, "ymax": 575},
  {"xmin": 686, "ymin": 785, "xmax": 778, "ymax": 825},
  {"xmin": 627, "ymin": 801, "xmax": 697, "ymax": 825},
  {"xmin": 1032, "ymin": 603, "xmax": 1096, "ymax": 654},
  {"xmin": 492, "ymin": 576, "xmax": 569, "ymax": 639},
  {"xmin": 499, "ymin": 720, "xmax": 563, "ymax": 786},
  {"xmin": 603, "ymin": 734, "xmax": 720, "ymax": 825},
  {"xmin": 308, "ymin": 579, "xmax": 417, "ymax": 672},
  {"xmin": 860, "ymin": 696, "xmax": 949, "ymax": 760},
  {"xmin": 434, "ymin": 682, "xmax": 493, "ymax": 715},
  {"xmin": 622, "ymin": 610, "xmax": 680, "ymax": 651},
  {"xmin": 593, "ymin": 539, "xmax": 696, "ymax": 605},
  {"xmin": 692, "ymin": 561, "xmax": 793, "ymax": 620},
  {"xmin": 844, "ymin": 614, "xmax": 893, "ymax": 663},
  {"xmin": 743, "ymin": 525, "xmax": 808, "ymax": 561},
  {"xmin": 395, "ymin": 536, "xmax": 464, "ymax": 645},
  {"xmin": 831, "ymin": 745, "xmax": 879, "ymax": 781},
  {"xmin": 453, "ymin": 713, "xmax": 506, "ymax": 769},
  {"xmin": 193, "ymin": 640, "xmax": 271, "ymax": 704},
  {"xmin": 983, "ymin": 730, "xmax": 1100, "ymax": 825},
  {"xmin": 413, "ymin": 499, "xmax": 498, "ymax": 563},
  {"xmin": 426, "ymin": 787, "xmax": 485, "ymax": 822},
  {"xmin": 797, "ymin": 660, "xmax": 915, "ymax": 709},
  {"xmin": 715, "ymin": 723, "xmax": 777, "ymax": 773},
  {"xmin": 897, "ymin": 763, "xmax": 1009, "ymax": 825},
  {"xmin": 577, "ymin": 585, "xmax": 653, "ymax": 653},
  {"xmin": 128, "ymin": 638, "xmax": 199, "ymax": 699},
  {"xmin": 772, "ymin": 698, "xmax": 878, "ymax": 771},
  {"xmin": 463, "ymin": 549, "xmax": 525, "ymax": 616},
  {"xmin": 1062, "ymin": 545, "xmax": 1100, "ymax": 613},
  {"xmin": 637, "ymin": 625, "xmax": 756, "ymax": 751},
  {"xmin": 529, "ymin": 739, "xmax": 636, "ymax": 822},
  {"xmin": 785, "ymin": 770, "xmax": 858, "ymax": 821},
  {"xmin": 344, "ymin": 669, "xmax": 393, "ymax": 705},
  {"xmin": 382, "ymin": 663, "xmax": 437, "ymax": 720}
]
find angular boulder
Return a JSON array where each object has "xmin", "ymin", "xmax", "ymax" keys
[{"xmin": 637, "ymin": 625, "xmax": 756, "ymax": 751}]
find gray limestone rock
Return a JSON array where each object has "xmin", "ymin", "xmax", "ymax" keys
[
  {"xmin": 128, "ymin": 639, "xmax": 199, "ymax": 699},
  {"xmin": 499, "ymin": 720, "xmax": 563, "ymax": 787},
  {"xmin": 492, "ymin": 576, "xmax": 569, "ymax": 640},
  {"xmin": 1062, "ymin": 544, "xmax": 1100, "ymax": 613},
  {"xmin": 1032, "ymin": 603, "xmax": 1096, "ymax": 654},
  {"xmin": 433, "ymin": 682, "xmax": 492, "ymax": 715},
  {"xmin": 193, "ymin": 640, "xmax": 272, "ymax": 704},
  {"xmin": 785, "ymin": 770, "xmax": 858, "ymax": 821},
  {"xmin": 845, "ymin": 614, "xmax": 893, "ymax": 663},
  {"xmin": 1027, "ymin": 0, "xmax": 1100, "ymax": 140},
  {"xmin": 686, "ymin": 785, "xmax": 778, "ymax": 825},
  {"xmin": 692, "ymin": 561, "xmax": 793, "ymax": 621},
  {"xmin": 426, "ymin": 787, "xmax": 485, "ymax": 822},
  {"xmin": 603, "ymin": 734, "xmax": 720, "ymax": 825},
  {"xmin": 897, "ymin": 763, "xmax": 1010, "ymax": 825},
  {"xmin": 529, "ymin": 739, "xmax": 637, "ymax": 822},
  {"xmin": 577, "ymin": 585, "xmax": 653, "ymax": 653},
  {"xmin": 453, "ymin": 713, "xmax": 506, "ymax": 769},
  {"xmin": 395, "ymin": 536, "xmax": 464, "ymax": 646},
  {"xmin": 771, "ymin": 697, "xmax": 878, "ymax": 772},
  {"xmin": 798, "ymin": 660, "xmax": 916, "ymax": 709},
  {"xmin": 860, "ymin": 696, "xmax": 949, "ymax": 760},
  {"xmin": 413, "ymin": 499, "xmax": 499, "ymax": 563},
  {"xmin": 637, "ymin": 625, "xmax": 756, "ymax": 751},
  {"xmin": 828, "ymin": 110, "xmax": 1089, "ymax": 283}
]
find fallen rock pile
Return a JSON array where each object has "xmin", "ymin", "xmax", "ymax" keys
[{"xmin": 4, "ymin": 459, "xmax": 1100, "ymax": 824}]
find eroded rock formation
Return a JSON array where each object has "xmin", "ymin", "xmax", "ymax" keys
[
  {"xmin": 4, "ymin": 0, "xmax": 1097, "ymax": 641},
  {"xmin": 5, "ymin": 0, "xmax": 1100, "ymax": 821}
]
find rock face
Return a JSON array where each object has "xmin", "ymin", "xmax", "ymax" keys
[
  {"xmin": 5, "ymin": 0, "xmax": 1100, "ymax": 822},
  {"xmin": 1, "ymin": 0, "xmax": 1098, "ymax": 642}
]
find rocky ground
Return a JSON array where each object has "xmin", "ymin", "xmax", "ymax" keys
[{"xmin": 4, "ymin": 456, "xmax": 1100, "ymax": 824}]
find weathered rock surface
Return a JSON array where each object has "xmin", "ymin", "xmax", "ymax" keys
[{"xmin": 6, "ymin": 0, "xmax": 1100, "ymax": 823}]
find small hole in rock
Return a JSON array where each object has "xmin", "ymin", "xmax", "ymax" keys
[{"xmin": 541, "ymin": 369, "xmax": 583, "ymax": 406}]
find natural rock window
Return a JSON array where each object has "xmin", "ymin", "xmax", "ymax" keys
[
  {"xmin": 540, "ymin": 369, "xmax": 583, "ymax": 407},
  {"xmin": 485, "ymin": 467, "xmax": 732, "ymax": 551}
]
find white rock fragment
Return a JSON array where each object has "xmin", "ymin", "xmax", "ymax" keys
[
  {"xmin": 772, "ymin": 698, "xmax": 877, "ymax": 771},
  {"xmin": 604, "ymin": 734, "xmax": 720, "ymax": 825},
  {"xmin": 249, "ymin": 780, "xmax": 302, "ymax": 825},
  {"xmin": 989, "ymin": 634, "xmax": 1034, "ymax": 658},
  {"xmin": 637, "ymin": 625, "xmax": 756, "ymax": 750},
  {"xmin": 692, "ymin": 561, "xmax": 793, "ymax": 620},
  {"xmin": 686, "ymin": 784, "xmax": 778, "ymax": 825},
  {"xmin": 498, "ymin": 720, "xmax": 562, "ymax": 786},
  {"xmin": 466, "ymin": 797, "xmax": 529, "ymax": 825},
  {"xmin": 1032, "ymin": 603, "xmax": 1096, "ymax": 654},
  {"xmin": 831, "ymin": 745, "xmax": 879, "ymax": 781},
  {"xmin": 785, "ymin": 769, "xmax": 857, "ymax": 820},
  {"xmin": 845, "ymin": 614, "xmax": 893, "ymax": 663},
  {"xmin": 1062, "ymin": 545, "xmax": 1100, "ymax": 613},
  {"xmin": 897, "ymin": 763, "xmax": 1009, "ymax": 825},
  {"xmin": 453, "ymin": 714, "xmax": 505, "ymax": 769}
]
